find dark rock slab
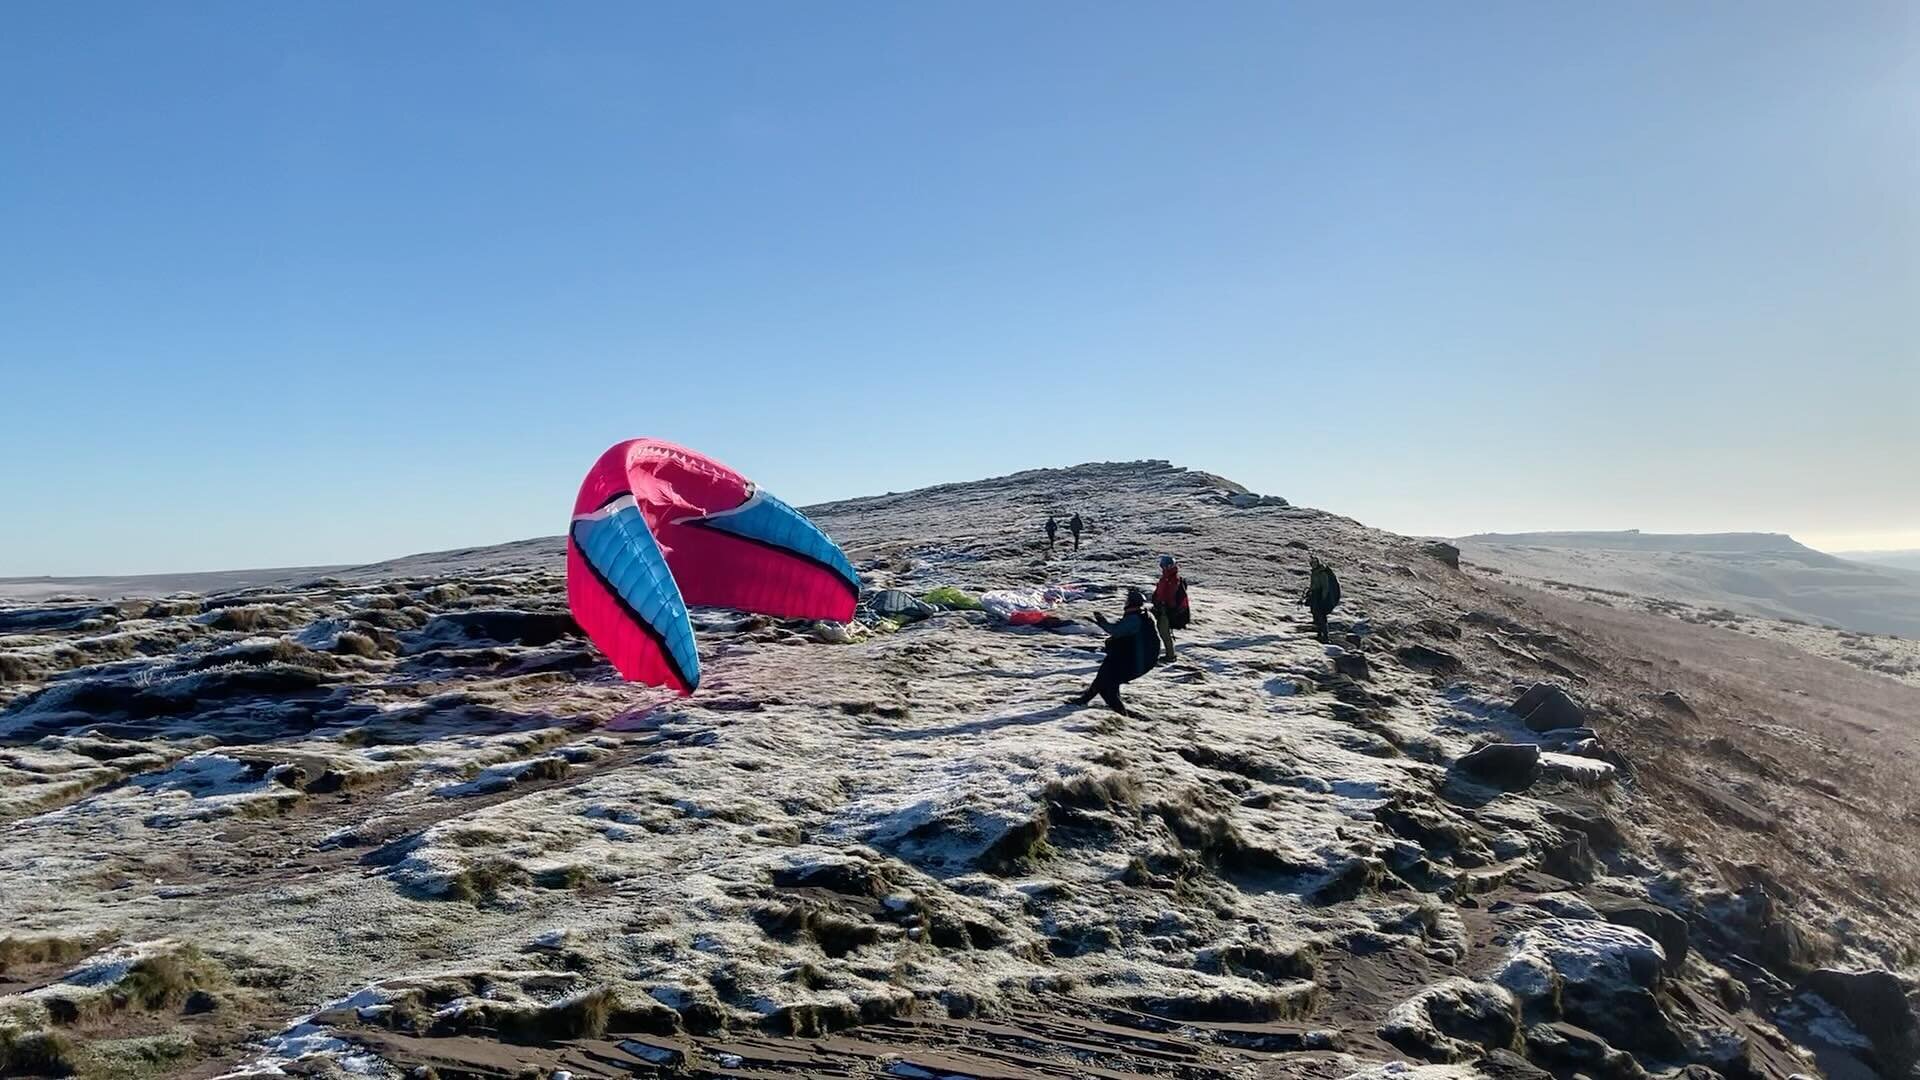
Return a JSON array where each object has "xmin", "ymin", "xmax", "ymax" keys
[
  {"xmin": 1671, "ymin": 776, "xmax": 1777, "ymax": 834},
  {"xmin": 1333, "ymin": 651, "xmax": 1372, "ymax": 680},
  {"xmin": 1801, "ymin": 968, "xmax": 1920, "ymax": 1078},
  {"xmin": 1456, "ymin": 743, "xmax": 1542, "ymax": 792},
  {"xmin": 1591, "ymin": 896, "xmax": 1689, "ymax": 973},
  {"xmin": 1524, "ymin": 1022, "xmax": 1645, "ymax": 1080},
  {"xmin": 1397, "ymin": 644, "xmax": 1463, "ymax": 675},
  {"xmin": 1512, "ymin": 682, "xmax": 1591, "ymax": 733}
]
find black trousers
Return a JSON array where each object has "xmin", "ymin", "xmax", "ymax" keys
[
  {"xmin": 1311, "ymin": 607, "xmax": 1330, "ymax": 643},
  {"xmin": 1080, "ymin": 657, "xmax": 1129, "ymax": 711}
]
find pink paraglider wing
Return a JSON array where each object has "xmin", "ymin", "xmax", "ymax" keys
[{"xmin": 566, "ymin": 439, "xmax": 859, "ymax": 694}]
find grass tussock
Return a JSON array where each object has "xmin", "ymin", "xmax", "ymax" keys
[
  {"xmin": 419, "ymin": 584, "xmax": 470, "ymax": 605},
  {"xmin": 185, "ymin": 638, "xmax": 336, "ymax": 673},
  {"xmin": 204, "ymin": 606, "xmax": 290, "ymax": 633},
  {"xmin": 534, "ymin": 866, "xmax": 593, "ymax": 890},
  {"xmin": 1044, "ymin": 770, "xmax": 1141, "ymax": 812},
  {"xmin": 332, "ymin": 631, "xmax": 380, "ymax": 658},
  {"xmin": 1153, "ymin": 796, "xmax": 1316, "ymax": 878},
  {"xmin": 782, "ymin": 962, "xmax": 832, "ymax": 990},
  {"xmin": 38, "ymin": 946, "xmax": 227, "ymax": 1032},
  {"xmin": 120, "ymin": 947, "xmax": 224, "ymax": 1010},
  {"xmin": 1203, "ymin": 941, "xmax": 1320, "ymax": 983},
  {"xmin": 75, "ymin": 1033, "xmax": 197, "ymax": 1079},
  {"xmin": 752, "ymin": 901, "xmax": 883, "ymax": 958},
  {"xmin": 0, "ymin": 934, "xmax": 109, "ymax": 975},
  {"xmin": 0, "ymin": 1026, "xmax": 77, "ymax": 1077},
  {"xmin": 444, "ymin": 858, "xmax": 529, "ymax": 904},
  {"xmin": 521, "ymin": 757, "xmax": 571, "ymax": 783},
  {"xmin": 350, "ymin": 607, "xmax": 423, "ymax": 631},
  {"xmin": 142, "ymin": 599, "xmax": 201, "ymax": 618},
  {"xmin": 766, "ymin": 996, "xmax": 907, "ymax": 1038},
  {"xmin": 496, "ymin": 987, "xmax": 613, "ymax": 1043},
  {"xmin": 0, "ymin": 653, "xmax": 43, "ymax": 684},
  {"xmin": 975, "ymin": 811, "xmax": 1052, "ymax": 875},
  {"xmin": 1131, "ymin": 980, "xmax": 1320, "ymax": 1023},
  {"xmin": 410, "ymin": 986, "xmax": 624, "ymax": 1044}
]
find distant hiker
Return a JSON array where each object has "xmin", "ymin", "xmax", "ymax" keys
[
  {"xmin": 1069, "ymin": 513, "xmax": 1084, "ymax": 551},
  {"xmin": 1303, "ymin": 556, "xmax": 1342, "ymax": 643},
  {"xmin": 1045, "ymin": 516, "xmax": 1059, "ymax": 554},
  {"xmin": 1151, "ymin": 555, "xmax": 1190, "ymax": 662},
  {"xmin": 1071, "ymin": 588, "xmax": 1159, "ymax": 715}
]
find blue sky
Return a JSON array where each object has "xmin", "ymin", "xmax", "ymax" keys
[{"xmin": 3, "ymin": 2, "xmax": 1914, "ymax": 575}]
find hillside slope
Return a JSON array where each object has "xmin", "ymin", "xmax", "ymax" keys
[
  {"xmin": 2, "ymin": 462, "xmax": 1916, "ymax": 1080},
  {"xmin": 1455, "ymin": 530, "xmax": 1920, "ymax": 638},
  {"xmin": 1835, "ymin": 549, "xmax": 1920, "ymax": 573}
]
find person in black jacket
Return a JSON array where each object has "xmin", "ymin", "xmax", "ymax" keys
[{"xmin": 1070, "ymin": 588, "xmax": 1159, "ymax": 715}]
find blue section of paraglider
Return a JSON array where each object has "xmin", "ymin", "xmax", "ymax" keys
[
  {"xmin": 688, "ymin": 489, "xmax": 860, "ymax": 596},
  {"xmin": 572, "ymin": 500, "xmax": 701, "ymax": 688}
]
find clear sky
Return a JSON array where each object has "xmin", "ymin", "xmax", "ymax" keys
[{"xmin": 3, "ymin": 2, "xmax": 1914, "ymax": 576}]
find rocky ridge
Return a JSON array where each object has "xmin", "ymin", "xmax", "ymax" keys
[{"xmin": 2, "ymin": 461, "xmax": 1916, "ymax": 1080}]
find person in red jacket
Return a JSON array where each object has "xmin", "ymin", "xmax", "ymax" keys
[{"xmin": 1151, "ymin": 555, "xmax": 1188, "ymax": 662}]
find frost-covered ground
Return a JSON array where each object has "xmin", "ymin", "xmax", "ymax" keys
[{"xmin": 3, "ymin": 461, "xmax": 1917, "ymax": 1080}]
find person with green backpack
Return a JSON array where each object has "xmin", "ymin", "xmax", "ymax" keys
[{"xmin": 1303, "ymin": 556, "xmax": 1342, "ymax": 643}]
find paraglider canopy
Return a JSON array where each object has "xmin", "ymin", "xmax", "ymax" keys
[{"xmin": 567, "ymin": 439, "xmax": 858, "ymax": 694}]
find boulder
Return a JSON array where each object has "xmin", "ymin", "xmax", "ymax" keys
[
  {"xmin": 1671, "ymin": 775, "xmax": 1777, "ymax": 834},
  {"xmin": 1512, "ymin": 682, "xmax": 1590, "ymax": 733},
  {"xmin": 1421, "ymin": 541, "xmax": 1462, "ymax": 569},
  {"xmin": 1592, "ymin": 897, "xmax": 1689, "ymax": 973},
  {"xmin": 1801, "ymin": 968, "xmax": 1920, "ymax": 1078},
  {"xmin": 1653, "ymin": 690, "xmax": 1697, "ymax": 717},
  {"xmin": 1228, "ymin": 493, "xmax": 1290, "ymax": 509},
  {"xmin": 1380, "ymin": 977, "xmax": 1521, "ymax": 1062},
  {"xmin": 1518, "ymin": 921, "xmax": 1677, "ymax": 1056},
  {"xmin": 1543, "ymin": 801, "xmax": 1626, "ymax": 851},
  {"xmin": 1538, "ymin": 751, "xmax": 1617, "ymax": 785},
  {"xmin": 1512, "ymin": 681, "xmax": 1554, "ymax": 715},
  {"xmin": 1524, "ymin": 1022, "xmax": 1648, "ymax": 1080},
  {"xmin": 1455, "ymin": 743, "xmax": 1542, "ymax": 792},
  {"xmin": 1474, "ymin": 1049, "xmax": 1554, "ymax": 1080},
  {"xmin": 1334, "ymin": 651, "xmax": 1372, "ymax": 680},
  {"xmin": 1702, "ymin": 884, "xmax": 1830, "ymax": 979},
  {"xmin": 1539, "ymin": 830, "xmax": 1599, "ymax": 884},
  {"xmin": 1397, "ymin": 644, "xmax": 1463, "ymax": 675}
]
